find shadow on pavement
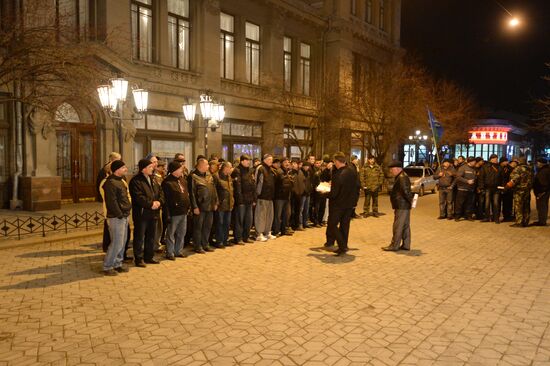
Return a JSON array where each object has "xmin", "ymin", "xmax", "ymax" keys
[
  {"xmin": 2, "ymin": 247, "xmax": 104, "ymax": 289},
  {"xmin": 308, "ymin": 246, "xmax": 356, "ymax": 263},
  {"xmin": 395, "ymin": 249, "xmax": 424, "ymax": 256}
]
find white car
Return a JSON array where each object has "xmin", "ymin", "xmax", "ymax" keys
[{"xmin": 403, "ymin": 166, "xmax": 437, "ymax": 196}]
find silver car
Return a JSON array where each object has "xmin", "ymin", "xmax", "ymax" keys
[{"xmin": 403, "ymin": 166, "xmax": 437, "ymax": 196}]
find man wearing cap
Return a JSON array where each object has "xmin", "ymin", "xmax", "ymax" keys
[
  {"xmin": 326, "ymin": 152, "xmax": 360, "ymax": 256},
  {"xmin": 360, "ymin": 155, "xmax": 385, "ymax": 218},
  {"xmin": 254, "ymin": 154, "xmax": 276, "ymax": 241},
  {"xmin": 433, "ymin": 159, "xmax": 456, "ymax": 220},
  {"xmin": 231, "ymin": 154, "xmax": 256, "ymax": 244},
  {"xmin": 382, "ymin": 161, "xmax": 414, "ymax": 251},
  {"xmin": 101, "ymin": 160, "xmax": 132, "ymax": 275},
  {"xmin": 272, "ymin": 158, "xmax": 293, "ymax": 237},
  {"xmin": 499, "ymin": 157, "xmax": 514, "ymax": 221},
  {"xmin": 161, "ymin": 161, "xmax": 191, "ymax": 260},
  {"xmin": 454, "ymin": 157, "xmax": 477, "ymax": 221},
  {"xmin": 478, "ymin": 154, "xmax": 502, "ymax": 223},
  {"xmin": 129, "ymin": 158, "xmax": 164, "ymax": 266},
  {"xmin": 506, "ymin": 156, "xmax": 533, "ymax": 227},
  {"xmin": 533, "ymin": 158, "xmax": 549, "ymax": 226}
]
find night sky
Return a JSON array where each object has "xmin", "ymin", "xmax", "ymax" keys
[{"xmin": 401, "ymin": 0, "xmax": 550, "ymax": 116}]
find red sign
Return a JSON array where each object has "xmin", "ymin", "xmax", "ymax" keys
[{"xmin": 469, "ymin": 127, "xmax": 509, "ymax": 145}]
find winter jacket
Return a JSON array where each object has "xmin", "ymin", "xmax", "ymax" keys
[
  {"xmin": 129, "ymin": 173, "xmax": 165, "ymax": 221},
  {"xmin": 302, "ymin": 168, "xmax": 313, "ymax": 196},
  {"xmin": 290, "ymin": 168, "xmax": 306, "ymax": 196},
  {"xmin": 274, "ymin": 167, "xmax": 293, "ymax": 201},
  {"xmin": 329, "ymin": 164, "xmax": 360, "ymax": 210},
  {"xmin": 360, "ymin": 163, "xmax": 384, "ymax": 191},
  {"xmin": 455, "ymin": 163, "xmax": 477, "ymax": 192},
  {"xmin": 161, "ymin": 174, "xmax": 191, "ymax": 217},
  {"xmin": 189, "ymin": 170, "xmax": 218, "ymax": 211},
  {"xmin": 509, "ymin": 164, "xmax": 533, "ymax": 192},
  {"xmin": 534, "ymin": 164, "xmax": 550, "ymax": 195},
  {"xmin": 255, "ymin": 163, "xmax": 276, "ymax": 200},
  {"xmin": 214, "ymin": 172, "xmax": 235, "ymax": 212},
  {"xmin": 231, "ymin": 164, "xmax": 256, "ymax": 205},
  {"xmin": 102, "ymin": 175, "xmax": 132, "ymax": 218},
  {"xmin": 433, "ymin": 166, "xmax": 456, "ymax": 189},
  {"xmin": 390, "ymin": 170, "xmax": 414, "ymax": 210},
  {"xmin": 478, "ymin": 163, "xmax": 501, "ymax": 190}
]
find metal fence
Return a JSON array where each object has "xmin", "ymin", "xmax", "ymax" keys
[{"xmin": 0, "ymin": 211, "xmax": 104, "ymax": 240}]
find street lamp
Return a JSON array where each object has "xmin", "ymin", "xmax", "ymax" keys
[
  {"xmin": 97, "ymin": 78, "xmax": 148, "ymax": 154},
  {"xmin": 408, "ymin": 130, "xmax": 430, "ymax": 165},
  {"xmin": 182, "ymin": 90, "xmax": 225, "ymax": 155},
  {"xmin": 494, "ymin": 0, "xmax": 521, "ymax": 29}
]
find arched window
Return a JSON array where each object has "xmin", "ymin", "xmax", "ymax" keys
[{"xmin": 55, "ymin": 102, "xmax": 81, "ymax": 123}]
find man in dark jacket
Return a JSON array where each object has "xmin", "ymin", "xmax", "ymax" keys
[
  {"xmin": 161, "ymin": 161, "xmax": 191, "ymax": 260},
  {"xmin": 189, "ymin": 157, "xmax": 218, "ymax": 253},
  {"xmin": 433, "ymin": 159, "xmax": 455, "ymax": 219},
  {"xmin": 214, "ymin": 162, "xmax": 234, "ymax": 247},
  {"xmin": 254, "ymin": 154, "xmax": 276, "ymax": 241},
  {"xmin": 326, "ymin": 152, "xmax": 360, "ymax": 256},
  {"xmin": 478, "ymin": 154, "xmax": 502, "ymax": 223},
  {"xmin": 231, "ymin": 154, "xmax": 256, "ymax": 244},
  {"xmin": 290, "ymin": 160, "xmax": 306, "ymax": 231},
  {"xmin": 499, "ymin": 157, "xmax": 514, "ymax": 221},
  {"xmin": 101, "ymin": 160, "xmax": 132, "ymax": 275},
  {"xmin": 129, "ymin": 159, "xmax": 164, "ymax": 267},
  {"xmin": 533, "ymin": 158, "xmax": 550, "ymax": 226},
  {"xmin": 301, "ymin": 162, "xmax": 313, "ymax": 228},
  {"xmin": 382, "ymin": 161, "xmax": 414, "ymax": 252},
  {"xmin": 272, "ymin": 158, "xmax": 293, "ymax": 236},
  {"xmin": 454, "ymin": 157, "xmax": 477, "ymax": 221}
]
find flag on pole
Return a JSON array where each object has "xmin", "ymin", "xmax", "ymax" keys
[{"xmin": 427, "ymin": 107, "xmax": 443, "ymax": 145}]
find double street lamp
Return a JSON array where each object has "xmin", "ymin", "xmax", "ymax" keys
[
  {"xmin": 97, "ymin": 78, "xmax": 149, "ymax": 153},
  {"xmin": 182, "ymin": 90, "xmax": 225, "ymax": 155}
]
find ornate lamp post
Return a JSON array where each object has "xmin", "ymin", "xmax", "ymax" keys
[
  {"xmin": 97, "ymin": 78, "xmax": 148, "ymax": 154},
  {"xmin": 182, "ymin": 90, "xmax": 225, "ymax": 155},
  {"xmin": 408, "ymin": 130, "xmax": 429, "ymax": 165}
]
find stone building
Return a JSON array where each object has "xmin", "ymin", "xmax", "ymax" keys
[{"xmin": 0, "ymin": 0, "xmax": 402, "ymax": 209}]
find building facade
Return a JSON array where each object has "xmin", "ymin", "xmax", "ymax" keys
[{"xmin": 0, "ymin": 0, "xmax": 402, "ymax": 209}]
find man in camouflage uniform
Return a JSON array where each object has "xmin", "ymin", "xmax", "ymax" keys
[
  {"xmin": 360, "ymin": 156, "xmax": 385, "ymax": 217},
  {"xmin": 506, "ymin": 156, "xmax": 533, "ymax": 227}
]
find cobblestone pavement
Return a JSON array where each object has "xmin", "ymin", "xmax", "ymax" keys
[{"xmin": 0, "ymin": 194, "xmax": 549, "ymax": 366}]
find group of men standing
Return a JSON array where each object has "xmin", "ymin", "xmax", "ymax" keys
[{"xmin": 433, "ymin": 154, "xmax": 549, "ymax": 227}]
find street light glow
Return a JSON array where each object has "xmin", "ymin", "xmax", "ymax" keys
[{"xmin": 509, "ymin": 17, "xmax": 520, "ymax": 27}]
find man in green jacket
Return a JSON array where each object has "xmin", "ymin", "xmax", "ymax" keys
[{"xmin": 360, "ymin": 156, "xmax": 385, "ymax": 217}]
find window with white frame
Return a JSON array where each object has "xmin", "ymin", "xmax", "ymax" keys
[
  {"xmin": 220, "ymin": 12, "xmax": 234, "ymax": 80},
  {"xmin": 379, "ymin": 0, "xmax": 385, "ymax": 30},
  {"xmin": 299, "ymin": 43, "xmax": 311, "ymax": 96},
  {"xmin": 131, "ymin": 0, "xmax": 153, "ymax": 62},
  {"xmin": 245, "ymin": 22, "xmax": 260, "ymax": 85},
  {"xmin": 283, "ymin": 37, "xmax": 292, "ymax": 92},
  {"xmin": 168, "ymin": 0, "xmax": 190, "ymax": 70},
  {"xmin": 55, "ymin": 0, "xmax": 89, "ymax": 39},
  {"xmin": 366, "ymin": 0, "xmax": 373, "ymax": 23}
]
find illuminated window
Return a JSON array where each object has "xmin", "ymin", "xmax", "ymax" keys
[
  {"xmin": 220, "ymin": 12, "xmax": 234, "ymax": 79},
  {"xmin": 168, "ymin": 0, "xmax": 190, "ymax": 70},
  {"xmin": 299, "ymin": 43, "xmax": 311, "ymax": 96},
  {"xmin": 283, "ymin": 37, "xmax": 292, "ymax": 91},
  {"xmin": 131, "ymin": 0, "xmax": 153, "ymax": 62},
  {"xmin": 245, "ymin": 22, "xmax": 260, "ymax": 85}
]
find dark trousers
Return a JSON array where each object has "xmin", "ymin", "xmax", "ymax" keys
[
  {"xmin": 216, "ymin": 211, "xmax": 231, "ymax": 245},
  {"xmin": 476, "ymin": 190, "xmax": 486, "ymax": 219},
  {"xmin": 502, "ymin": 191, "xmax": 513, "ymax": 220},
  {"xmin": 326, "ymin": 207, "xmax": 353, "ymax": 253},
  {"xmin": 193, "ymin": 211, "xmax": 213, "ymax": 250},
  {"xmin": 536, "ymin": 192, "xmax": 549, "ymax": 225},
  {"xmin": 291, "ymin": 193, "xmax": 303, "ymax": 228},
  {"xmin": 455, "ymin": 190, "xmax": 475, "ymax": 219},
  {"xmin": 184, "ymin": 214, "xmax": 193, "ymax": 246},
  {"xmin": 484, "ymin": 189, "xmax": 501, "ymax": 221},
  {"xmin": 438, "ymin": 188, "xmax": 454, "ymax": 217},
  {"xmin": 363, "ymin": 189, "xmax": 379, "ymax": 213},
  {"xmin": 234, "ymin": 204, "xmax": 253, "ymax": 242},
  {"xmin": 314, "ymin": 195, "xmax": 327, "ymax": 224},
  {"xmin": 133, "ymin": 217, "xmax": 157, "ymax": 263},
  {"xmin": 390, "ymin": 209, "xmax": 411, "ymax": 250},
  {"xmin": 273, "ymin": 199, "xmax": 290, "ymax": 235}
]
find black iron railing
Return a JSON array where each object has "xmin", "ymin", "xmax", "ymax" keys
[{"xmin": 0, "ymin": 211, "xmax": 104, "ymax": 240}]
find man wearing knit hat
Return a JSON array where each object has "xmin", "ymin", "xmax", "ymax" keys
[
  {"xmin": 129, "ymin": 158, "xmax": 164, "ymax": 266},
  {"xmin": 101, "ymin": 160, "xmax": 132, "ymax": 275}
]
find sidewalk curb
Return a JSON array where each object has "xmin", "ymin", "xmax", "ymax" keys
[{"xmin": 0, "ymin": 229, "xmax": 103, "ymax": 250}]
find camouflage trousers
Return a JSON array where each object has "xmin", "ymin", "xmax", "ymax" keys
[{"xmin": 513, "ymin": 190, "xmax": 531, "ymax": 226}]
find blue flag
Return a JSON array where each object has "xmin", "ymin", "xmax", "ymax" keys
[{"xmin": 427, "ymin": 107, "xmax": 443, "ymax": 145}]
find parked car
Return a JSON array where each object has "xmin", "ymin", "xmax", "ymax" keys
[{"xmin": 403, "ymin": 166, "xmax": 437, "ymax": 196}]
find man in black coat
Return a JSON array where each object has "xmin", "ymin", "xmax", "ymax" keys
[
  {"xmin": 129, "ymin": 158, "xmax": 164, "ymax": 267},
  {"xmin": 478, "ymin": 154, "xmax": 502, "ymax": 223},
  {"xmin": 326, "ymin": 152, "xmax": 360, "ymax": 256},
  {"xmin": 231, "ymin": 154, "xmax": 256, "ymax": 244},
  {"xmin": 382, "ymin": 161, "xmax": 414, "ymax": 251},
  {"xmin": 534, "ymin": 158, "xmax": 550, "ymax": 226}
]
